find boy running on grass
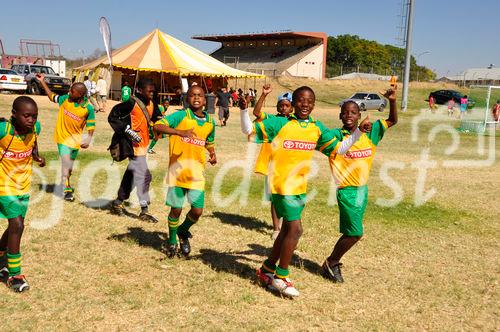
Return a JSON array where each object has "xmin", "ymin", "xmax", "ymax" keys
[
  {"xmin": 148, "ymin": 99, "xmax": 169, "ymax": 154},
  {"xmin": 251, "ymin": 84, "xmax": 293, "ymax": 240},
  {"xmin": 239, "ymin": 86, "xmax": 370, "ymax": 297},
  {"xmin": 109, "ymin": 78, "xmax": 162, "ymax": 222},
  {"xmin": 321, "ymin": 87, "xmax": 398, "ymax": 283},
  {"xmin": 0, "ymin": 96, "xmax": 45, "ymax": 292},
  {"xmin": 154, "ymin": 85, "xmax": 217, "ymax": 258},
  {"xmin": 36, "ymin": 73, "xmax": 95, "ymax": 202}
]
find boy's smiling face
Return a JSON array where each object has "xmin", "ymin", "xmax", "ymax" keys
[
  {"xmin": 293, "ymin": 90, "xmax": 315, "ymax": 120},
  {"xmin": 340, "ymin": 102, "xmax": 361, "ymax": 130}
]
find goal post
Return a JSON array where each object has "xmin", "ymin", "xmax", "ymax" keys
[{"xmin": 459, "ymin": 85, "xmax": 500, "ymax": 133}]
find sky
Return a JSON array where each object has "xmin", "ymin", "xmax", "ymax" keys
[{"xmin": 1, "ymin": 0, "xmax": 498, "ymax": 77}]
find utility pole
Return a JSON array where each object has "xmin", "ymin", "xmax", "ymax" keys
[
  {"xmin": 416, "ymin": 51, "xmax": 430, "ymax": 82},
  {"xmin": 402, "ymin": 0, "xmax": 414, "ymax": 112}
]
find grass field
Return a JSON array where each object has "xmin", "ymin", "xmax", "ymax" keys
[{"xmin": 0, "ymin": 79, "xmax": 499, "ymax": 331}]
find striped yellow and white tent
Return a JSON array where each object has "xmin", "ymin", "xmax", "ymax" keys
[{"xmin": 74, "ymin": 29, "xmax": 261, "ymax": 78}]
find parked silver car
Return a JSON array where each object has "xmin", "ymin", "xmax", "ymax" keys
[
  {"xmin": 10, "ymin": 64, "xmax": 70, "ymax": 95},
  {"xmin": 339, "ymin": 92, "xmax": 387, "ymax": 112}
]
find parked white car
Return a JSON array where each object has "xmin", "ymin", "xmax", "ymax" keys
[
  {"xmin": 339, "ymin": 92, "xmax": 387, "ymax": 112},
  {"xmin": 0, "ymin": 69, "xmax": 27, "ymax": 93}
]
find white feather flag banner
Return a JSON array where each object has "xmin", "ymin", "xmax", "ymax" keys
[{"xmin": 99, "ymin": 17, "xmax": 112, "ymax": 71}]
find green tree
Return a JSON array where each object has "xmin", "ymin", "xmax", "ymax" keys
[{"xmin": 326, "ymin": 35, "xmax": 435, "ymax": 81}]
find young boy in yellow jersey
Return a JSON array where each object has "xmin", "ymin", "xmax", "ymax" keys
[
  {"xmin": 36, "ymin": 74, "xmax": 95, "ymax": 202},
  {"xmin": 0, "ymin": 96, "xmax": 45, "ymax": 292},
  {"xmin": 251, "ymin": 84, "xmax": 293, "ymax": 240},
  {"xmin": 321, "ymin": 87, "xmax": 398, "ymax": 283},
  {"xmin": 240, "ymin": 86, "xmax": 370, "ymax": 297},
  {"xmin": 154, "ymin": 85, "xmax": 217, "ymax": 258}
]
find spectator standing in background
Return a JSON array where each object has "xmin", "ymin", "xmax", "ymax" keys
[
  {"xmin": 83, "ymin": 76, "xmax": 98, "ymax": 110},
  {"xmin": 460, "ymin": 95, "xmax": 468, "ymax": 119},
  {"xmin": 121, "ymin": 81, "xmax": 132, "ymax": 102},
  {"xmin": 96, "ymin": 76, "xmax": 108, "ymax": 112},
  {"xmin": 447, "ymin": 98, "xmax": 455, "ymax": 117},
  {"xmin": 215, "ymin": 87, "xmax": 231, "ymax": 126}
]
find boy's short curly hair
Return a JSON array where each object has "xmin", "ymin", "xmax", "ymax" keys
[
  {"xmin": 340, "ymin": 100, "xmax": 360, "ymax": 114},
  {"xmin": 13, "ymin": 96, "xmax": 37, "ymax": 112},
  {"xmin": 292, "ymin": 86, "xmax": 315, "ymax": 105}
]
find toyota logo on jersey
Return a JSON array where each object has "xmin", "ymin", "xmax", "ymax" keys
[
  {"xmin": 63, "ymin": 108, "xmax": 83, "ymax": 121},
  {"xmin": 1, "ymin": 148, "xmax": 33, "ymax": 160},
  {"xmin": 282, "ymin": 140, "xmax": 316, "ymax": 151},
  {"xmin": 345, "ymin": 148, "xmax": 372, "ymax": 159},
  {"xmin": 181, "ymin": 136, "xmax": 206, "ymax": 147}
]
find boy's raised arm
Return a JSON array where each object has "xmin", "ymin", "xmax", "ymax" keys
[
  {"xmin": 253, "ymin": 84, "xmax": 272, "ymax": 118},
  {"xmin": 35, "ymin": 74, "xmax": 55, "ymax": 102},
  {"xmin": 381, "ymin": 87, "xmax": 398, "ymax": 128},
  {"xmin": 239, "ymin": 106, "xmax": 254, "ymax": 135}
]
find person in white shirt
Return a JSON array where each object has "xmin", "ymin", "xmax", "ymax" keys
[
  {"xmin": 96, "ymin": 76, "xmax": 108, "ymax": 112},
  {"xmin": 83, "ymin": 75, "xmax": 98, "ymax": 110}
]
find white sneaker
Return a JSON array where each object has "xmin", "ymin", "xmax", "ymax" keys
[
  {"xmin": 256, "ymin": 269, "xmax": 278, "ymax": 292},
  {"xmin": 272, "ymin": 277, "xmax": 300, "ymax": 298}
]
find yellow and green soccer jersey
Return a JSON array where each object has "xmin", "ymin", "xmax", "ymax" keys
[
  {"xmin": 328, "ymin": 119, "xmax": 388, "ymax": 188},
  {"xmin": 50, "ymin": 93, "xmax": 95, "ymax": 149},
  {"xmin": 253, "ymin": 114, "xmax": 338, "ymax": 195},
  {"xmin": 155, "ymin": 108, "xmax": 215, "ymax": 191},
  {"xmin": 254, "ymin": 111, "xmax": 278, "ymax": 176},
  {"xmin": 0, "ymin": 121, "xmax": 41, "ymax": 196}
]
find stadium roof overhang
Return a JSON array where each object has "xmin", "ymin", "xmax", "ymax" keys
[{"xmin": 192, "ymin": 31, "xmax": 327, "ymax": 43}]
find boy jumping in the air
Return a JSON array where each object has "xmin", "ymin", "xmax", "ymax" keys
[
  {"xmin": 251, "ymin": 84, "xmax": 293, "ymax": 240},
  {"xmin": 239, "ymin": 86, "xmax": 370, "ymax": 297},
  {"xmin": 0, "ymin": 96, "xmax": 45, "ymax": 292},
  {"xmin": 321, "ymin": 87, "xmax": 398, "ymax": 283},
  {"xmin": 36, "ymin": 73, "xmax": 95, "ymax": 202},
  {"xmin": 154, "ymin": 85, "xmax": 217, "ymax": 258}
]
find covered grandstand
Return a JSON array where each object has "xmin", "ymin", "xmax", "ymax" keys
[{"xmin": 193, "ymin": 31, "xmax": 327, "ymax": 80}]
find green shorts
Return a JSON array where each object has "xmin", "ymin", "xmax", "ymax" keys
[
  {"xmin": 337, "ymin": 186, "xmax": 368, "ymax": 237},
  {"xmin": 271, "ymin": 193, "xmax": 306, "ymax": 221},
  {"xmin": 57, "ymin": 143, "xmax": 79, "ymax": 160},
  {"xmin": 166, "ymin": 186, "xmax": 205, "ymax": 209},
  {"xmin": 0, "ymin": 195, "xmax": 30, "ymax": 219}
]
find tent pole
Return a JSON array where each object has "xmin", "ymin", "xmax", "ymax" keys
[
  {"xmin": 202, "ymin": 76, "xmax": 208, "ymax": 92},
  {"xmin": 133, "ymin": 69, "xmax": 139, "ymax": 95},
  {"xmin": 160, "ymin": 72, "xmax": 164, "ymax": 97}
]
